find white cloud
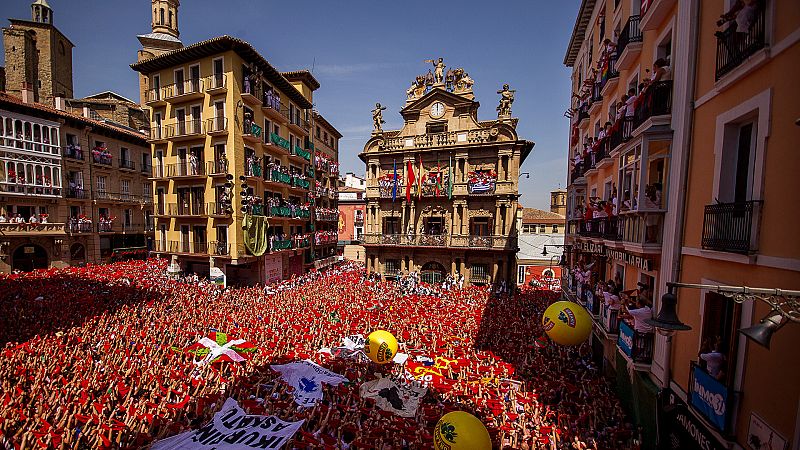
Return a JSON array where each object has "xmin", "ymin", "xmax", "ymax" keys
[{"xmin": 314, "ymin": 62, "xmax": 404, "ymax": 77}]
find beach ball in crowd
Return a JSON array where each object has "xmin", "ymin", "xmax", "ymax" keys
[
  {"xmin": 541, "ymin": 301, "xmax": 591, "ymax": 346},
  {"xmin": 364, "ymin": 330, "xmax": 398, "ymax": 364},
  {"xmin": 434, "ymin": 411, "xmax": 491, "ymax": 450}
]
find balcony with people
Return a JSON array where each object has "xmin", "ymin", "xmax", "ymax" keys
[
  {"xmin": 714, "ymin": 0, "xmax": 766, "ymax": 80},
  {"xmin": 67, "ymin": 215, "xmax": 93, "ymax": 234},
  {"xmin": 314, "ymin": 230, "xmax": 338, "ymax": 246},
  {"xmin": 242, "ymin": 111, "xmax": 262, "ymax": 144},
  {"xmin": 63, "ymin": 143, "xmax": 84, "ymax": 161},
  {"xmin": 262, "ymin": 87, "xmax": 284, "ymax": 121},
  {"xmin": 467, "ymin": 170, "xmax": 496, "ymax": 196},
  {"xmin": 241, "ymin": 70, "xmax": 263, "ymax": 106},
  {"xmin": 1, "ymin": 162, "xmax": 62, "ymax": 197},
  {"xmin": 0, "ymin": 116, "xmax": 60, "ymax": 156},
  {"xmin": 315, "ymin": 208, "xmax": 338, "ymax": 222},
  {"xmin": 616, "ymin": 289, "xmax": 655, "ymax": 367},
  {"xmin": 91, "ymin": 145, "xmax": 113, "ymax": 166}
]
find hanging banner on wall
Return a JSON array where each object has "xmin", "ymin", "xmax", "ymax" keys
[
  {"xmin": 690, "ymin": 364, "xmax": 729, "ymax": 431},
  {"xmin": 152, "ymin": 398, "xmax": 304, "ymax": 450}
]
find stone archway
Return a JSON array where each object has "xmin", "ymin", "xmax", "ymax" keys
[
  {"xmin": 420, "ymin": 261, "xmax": 446, "ymax": 284},
  {"xmin": 12, "ymin": 244, "xmax": 49, "ymax": 272}
]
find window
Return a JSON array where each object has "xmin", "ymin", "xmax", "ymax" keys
[
  {"xmin": 121, "ymin": 179, "xmax": 130, "ymax": 194},
  {"xmin": 124, "ymin": 209, "xmax": 132, "ymax": 227},
  {"xmin": 539, "ymin": 225, "xmax": 546, "ymax": 233},
  {"xmin": 96, "ymin": 176, "xmax": 106, "ymax": 194},
  {"xmin": 619, "ymin": 145, "xmax": 641, "ymax": 210},
  {"xmin": 426, "ymin": 122, "xmax": 447, "ymax": 134},
  {"xmin": 383, "ymin": 217, "xmax": 400, "ymax": 234},
  {"xmin": 471, "ymin": 218, "xmax": 490, "ymax": 236},
  {"xmin": 316, "ymin": 126, "xmax": 320, "ymax": 138},
  {"xmin": 143, "ymin": 182, "xmax": 152, "ymax": 197},
  {"xmin": 552, "ymin": 225, "xmax": 559, "ymax": 233},
  {"xmin": 121, "ymin": 147, "xmax": 130, "ymax": 163},
  {"xmin": 517, "ymin": 265, "xmax": 526, "ymax": 284},
  {"xmin": 470, "ymin": 264, "xmax": 490, "ymax": 283},
  {"xmin": 720, "ymin": 122, "xmax": 756, "ymax": 204},
  {"xmin": 384, "ymin": 259, "xmax": 400, "ymax": 276},
  {"xmin": 699, "ymin": 291, "xmax": 741, "ymax": 385}
]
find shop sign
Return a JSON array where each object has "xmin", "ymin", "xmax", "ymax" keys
[
  {"xmin": 264, "ymin": 254, "xmax": 282, "ymax": 284},
  {"xmin": 690, "ymin": 364, "xmax": 729, "ymax": 431},
  {"xmin": 576, "ymin": 241, "xmax": 604, "ymax": 254},
  {"xmin": 747, "ymin": 413, "xmax": 787, "ymax": 450},
  {"xmin": 659, "ymin": 388, "xmax": 726, "ymax": 450},
  {"xmin": 617, "ymin": 320, "xmax": 634, "ymax": 357},
  {"xmin": 209, "ymin": 267, "xmax": 225, "ymax": 288},
  {"xmin": 605, "ymin": 248, "xmax": 653, "ymax": 271}
]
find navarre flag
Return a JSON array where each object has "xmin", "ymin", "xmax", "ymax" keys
[
  {"xmin": 360, "ymin": 377, "xmax": 426, "ymax": 418},
  {"xmin": 405, "ymin": 160, "xmax": 415, "ymax": 202},
  {"xmin": 177, "ymin": 332, "xmax": 256, "ymax": 365}
]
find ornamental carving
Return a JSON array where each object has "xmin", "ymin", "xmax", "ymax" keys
[{"xmin": 468, "ymin": 209, "xmax": 493, "ymax": 218}]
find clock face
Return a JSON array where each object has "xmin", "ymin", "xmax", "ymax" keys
[{"xmin": 430, "ymin": 102, "xmax": 445, "ymax": 118}]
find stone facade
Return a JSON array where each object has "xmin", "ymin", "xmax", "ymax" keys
[{"xmin": 361, "ymin": 63, "xmax": 533, "ymax": 286}]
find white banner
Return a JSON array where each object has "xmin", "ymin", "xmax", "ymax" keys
[
  {"xmin": 152, "ymin": 398, "xmax": 304, "ymax": 450},
  {"xmin": 359, "ymin": 377, "xmax": 427, "ymax": 418},
  {"xmin": 270, "ymin": 360, "xmax": 347, "ymax": 407}
]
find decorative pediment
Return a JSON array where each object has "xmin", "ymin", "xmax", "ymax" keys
[
  {"xmin": 400, "ymin": 88, "xmax": 477, "ymax": 116},
  {"xmin": 468, "ymin": 208, "xmax": 494, "ymax": 218}
]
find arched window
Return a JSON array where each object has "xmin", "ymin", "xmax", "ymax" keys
[
  {"xmin": 160, "ymin": 8, "xmax": 165, "ymax": 25},
  {"xmin": 168, "ymin": 10, "xmax": 173, "ymax": 27},
  {"xmin": 14, "ymin": 120, "xmax": 23, "ymax": 148}
]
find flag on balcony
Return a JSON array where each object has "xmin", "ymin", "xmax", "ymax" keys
[
  {"xmin": 392, "ymin": 159, "xmax": 397, "ymax": 203},
  {"xmin": 417, "ymin": 154, "xmax": 423, "ymax": 200},
  {"xmin": 448, "ymin": 155, "xmax": 453, "ymax": 199},
  {"xmin": 406, "ymin": 160, "xmax": 415, "ymax": 203}
]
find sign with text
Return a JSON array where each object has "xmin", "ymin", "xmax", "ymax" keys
[
  {"xmin": 575, "ymin": 241, "xmax": 604, "ymax": 254},
  {"xmin": 747, "ymin": 413, "xmax": 787, "ymax": 450},
  {"xmin": 658, "ymin": 388, "xmax": 726, "ymax": 450},
  {"xmin": 605, "ymin": 248, "xmax": 653, "ymax": 271},
  {"xmin": 690, "ymin": 364, "xmax": 729, "ymax": 431},
  {"xmin": 152, "ymin": 398, "xmax": 303, "ymax": 450},
  {"xmin": 617, "ymin": 320, "xmax": 634, "ymax": 357}
]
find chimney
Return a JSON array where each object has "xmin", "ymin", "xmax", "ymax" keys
[
  {"xmin": 54, "ymin": 96, "xmax": 66, "ymax": 111},
  {"xmin": 21, "ymin": 88, "xmax": 34, "ymax": 104}
]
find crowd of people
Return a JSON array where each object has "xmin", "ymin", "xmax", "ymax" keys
[{"xmin": 0, "ymin": 259, "xmax": 637, "ymax": 449}]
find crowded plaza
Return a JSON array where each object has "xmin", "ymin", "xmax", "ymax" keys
[{"xmin": 0, "ymin": 259, "xmax": 637, "ymax": 449}]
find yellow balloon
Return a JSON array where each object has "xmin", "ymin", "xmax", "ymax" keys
[
  {"xmin": 541, "ymin": 301, "xmax": 592, "ymax": 346},
  {"xmin": 434, "ymin": 411, "xmax": 492, "ymax": 450},
  {"xmin": 364, "ymin": 330, "xmax": 398, "ymax": 364}
]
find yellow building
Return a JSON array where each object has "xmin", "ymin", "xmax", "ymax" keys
[
  {"xmin": 132, "ymin": 1, "xmax": 337, "ymax": 284},
  {"xmin": 563, "ymin": 1, "xmax": 800, "ymax": 448},
  {"xmin": 361, "ymin": 61, "xmax": 533, "ymax": 286}
]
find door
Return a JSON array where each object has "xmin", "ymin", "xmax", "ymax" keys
[
  {"xmin": 155, "ymin": 149, "xmax": 164, "ymax": 177},
  {"xmin": 189, "ymin": 65, "xmax": 200, "ymax": 92},
  {"xmin": 12, "ymin": 244, "xmax": 48, "ymax": 272},
  {"xmin": 176, "ymin": 109, "xmax": 186, "ymax": 135},
  {"xmin": 213, "ymin": 58, "xmax": 224, "ymax": 88},
  {"xmin": 175, "ymin": 69, "xmax": 185, "ymax": 95},
  {"xmin": 180, "ymin": 225, "xmax": 190, "ymax": 253},
  {"xmin": 190, "ymin": 105, "xmax": 202, "ymax": 134},
  {"xmin": 214, "ymin": 102, "xmax": 225, "ymax": 131},
  {"xmin": 193, "ymin": 226, "xmax": 206, "ymax": 253},
  {"xmin": 152, "ymin": 75, "xmax": 161, "ymax": 101},
  {"xmin": 157, "ymin": 188, "xmax": 165, "ymax": 215}
]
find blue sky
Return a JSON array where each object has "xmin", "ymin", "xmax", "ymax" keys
[{"xmin": 0, "ymin": 0, "xmax": 576, "ymax": 210}]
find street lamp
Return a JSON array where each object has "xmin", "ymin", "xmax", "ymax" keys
[{"xmin": 646, "ymin": 281, "xmax": 799, "ymax": 347}]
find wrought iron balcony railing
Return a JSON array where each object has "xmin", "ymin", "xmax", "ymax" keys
[{"xmin": 702, "ymin": 200, "xmax": 761, "ymax": 254}]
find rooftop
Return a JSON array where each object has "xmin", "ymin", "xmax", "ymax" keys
[
  {"xmin": 563, "ymin": 0, "xmax": 596, "ymax": 66},
  {"xmin": 0, "ymin": 92, "xmax": 147, "ymax": 143},
  {"xmin": 131, "ymin": 35, "xmax": 312, "ymax": 109},
  {"xmin": 282, "ymin": 70, "xmax": 321, "ymax": 91},
  {"xmin": 521, "ymin": 207, "xmax": 565, "ymax": 224}
]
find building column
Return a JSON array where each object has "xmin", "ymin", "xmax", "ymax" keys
[
  {"xmin": 461, "ymin": 207, "xmax": 467, "ymax": 235},
  {"xmin": 492, "ymin": 260, "xmax": 499, "ymax": 284},
  {"xmin": 505, "ymin": 203, "xmax": 513, "ymax": 235},
  {"xmin": 494, "ymin": 205, "xmax": 501, "ymax": 235},
  {"xmin": 409, "ymin": 203, "xmax": 416, "ymax": 234},
  {"xmin": 401, "ymin": 202, "xmax": 407, "ymax": 234}
]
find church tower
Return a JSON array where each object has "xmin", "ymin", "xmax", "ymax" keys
[
  {"xmin": 2, "ymin": 0, "xmax": 74, "ymax": 105},
  {"xmin": 136, "ymin": 0, "xmax": 183, "ymax": 104},
  {"xmin": 550, "ymin": 189, "xmax": 567, "ymax": 216}
]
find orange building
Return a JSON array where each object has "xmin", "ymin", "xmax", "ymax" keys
[{"xmin": 563, "ymin": 1, "xmax": 800, "ymax": 449}]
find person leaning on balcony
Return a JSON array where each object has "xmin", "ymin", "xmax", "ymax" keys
[
  {"xmin": 0, "ymin": 213, "xmax": 6, "ymax": 223},
  {"xmin": 624, "ymin": 297, "xmax": 654, "ymax": 333},
  {"xmin": 624, "ymin": 88, "xmax": 637, "ymax": 118},
  {"xmin": 716, "ymin": 0, "xmax": 760, "ymax": 37},
  {"xmin": 699, "ymin": 338, "xmax": 727, "ymax": 381}
]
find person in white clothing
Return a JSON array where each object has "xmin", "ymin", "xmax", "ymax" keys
[
  {"xmin": 625, "ymin": 298, "xmax": 653, "ymax": 333},
  {"xmin": 700, "ymin": 350, "xmax": 726, "ymax": 380}
]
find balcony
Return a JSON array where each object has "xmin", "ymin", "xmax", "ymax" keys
[
  {"xmin": 241, "ymin": 80, "xmax": 262, "ymax": 106},
  {"xmin": 0, "ymin": 222, "xmax": 66, "ymax": 236},
  {"xmin": 62, "ymin": 145, "xmax": 85, "ymax": 161},
  {"xmin": 600, "ymin": 303, "xmax": 621, "ymax": 335},
  {"xmin": 97, "ymin": 222, "xmax": 116, "ymax": 233},
  {"xmin": 242, "ymin": 121, "xmax": 263, "ymax": 144},
  {"xmin": 639, "ymin": 0, "xmax": 677, "ymax": 32},
  {"xmin": 617, "ymin": 320, "xmax": 653, "ymax": 365},
  {"xmin": 65, "ymin": 187, "xmax": 88, "ymax": 199},
  {"xmin": 292, "ymin": 146, "xmax": 311, "ymax": 162},
  {"xmin": 0, "ymin": 182, "xmax": 62, "ymax": 197},
  {"xmin": 151, "ymin": 165, "xmax": 168, "ymax": 179},
  {"xmin": 383, "ymin": 129, "xmax": 493, "ymax": 151},
  {"xmin": 207, "ymin": 160, "xmax": 228, "ymax": 176},
  {"xmin": 315, "ymin": 211, "xmax": 338, "ymax": 222},
  {"xmin": 715, "ymin": 8, "xmax": 766, "ymax": 80},
  {"xmin": 589, "ymin": 83, "xmax": 603, "ymax": 115},
  {"xmin": 67, "ymin": 220, "xmax": 92, "ymax": 234},
  {"xmin": 141, "ymin": 163, "xmax": 152, "ymax": 175},
  {"xmin": 608, "ymin": 117, "xmax": 635, "ymax": 154},
  {"xmin": 147, "ymin": 126, "xmax": 168, "ymax": 143},
  {"xmin": 618, "ymin": 212, "xmax": 664, "ymax": 248},
  {"xmin": 292, "ymin": 176, "xmax": 310, "ymax": 190},
  {"xmin": 169, "ymin": 120, "xmax": 205, "ymax": 141},
  {"xmin": 599, "ymin": 54, "xmax": 619, "ymax": 98},
  {"xmin": 168, "ymin": 161, "xmax": 205, "ymax": 178},
  {"xmin": 575, "ymin": 104, "xmax": 590, "ymax": 128},
  {"xmin": 209, "ymin": 241, "xmax": 231, "ymax": 256},
  {"xmin": 119, "ymin": 159, "xmax": 136, "ymax": 171},
  {"xmin": 145, "ymin": 87, "xmax": 166, "ymax": 106},
  {"xmin": 206, "ymin": 117, "xmax": 228, "ymax": 135},
  {"xmin": 267, "ymin": 205, "xmax": 310, "ymax": 220},
  {"xmin": 688, "ymin": 362, "xmax": 738, "ymax": 433},
  {"xmin": 91, "ymin": 150, "xmax": 113, "ymax": 166},
  {"xmin": 206, "ymin": 73, "xmax": 227, "ymax": 93},
  {"xmin": 362, "ymin": 234, "xmax": 517, "ymax": 251},
  {"xmin": 467, "ymin": 173, "xmax": 497, "ymax": 196},
  {"xmin": 208, "ymin": 202, "xmax": 231, "ymax": 217},
  {"xmin": 632, "ymin": 80, "xmax": 673, "ymax": 132},
  {"xmin": 265, "ymin": 169, "xmax": 292, "ymax": 186},
  {"xmin": 244, "ymin": 161, "xmax": 263, "ymax": 178},
  {"xmin": 577, "ymin": 217, "xmax": 620, "ymax": 241},
  {"xmin": 157, "ymin": 240, "xmax": 208, "ymax": 255},
  {"xmin": 270, "ymin": 239, "xmax": 292, "ymax": 251},
  {"xmin": 267, "ymin": 133, "xmax": 291, "ymax": 152},
  {"xmin": 163, "ymin": 79, "xmax": 204, "ymax": 103},
  {"xmin": 94, "ymin": 191, "xmax": 144, "ymax": 204},
  {"xmin": 701, "ymin": 200, "xmax": 761, "ymax": 254},
  {"xmin": 616, "ymin": 15, "xmax": 643, "ymax": 70},
  {"xmin": 167, "ymin": 202, "xmax": 208, "ymax": 217}
]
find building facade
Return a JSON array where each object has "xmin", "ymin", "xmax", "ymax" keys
[
  {"xmin": 0, "ymin": 1, "xmax": 152, "ymax": 273},
  {"xmin": 361, "ymin": 61, "xmax": 533, "ymax": 285},
  {"xmin": 310, "ymin": 111, "xmax": 341, "ymax": 270},
  {"xmin": 131, "ymin": 1, "xmax": 338, "ymax": 285},
  {"xmin": 516, "ymin": 197, "xmax": 566, "ymax": 288},
  {"xmin": 562, "ymin": 1, "xmax": 800, "ymax": 449},
  {"xmin": 337, "ymin": 185, "xmax": 366, "ymax": 263}
]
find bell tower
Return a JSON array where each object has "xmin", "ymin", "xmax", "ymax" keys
[
  {"xmin": 31, "ymin": 0, "xmax": 53, "ymax": 25},
  {"xmin": 550, "ymin": 189, "xmax": 567, "ymax": 216},
  {"xmin": 137, "ymin": 0, "xmax": 183, "ymax": 105},
  {"xmin": 150, "ymin": 0, "xmax": 180, "ymax": 39}
]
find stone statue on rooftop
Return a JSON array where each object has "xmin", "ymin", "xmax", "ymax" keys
[
  {"xmin": 425, "ymin": 57, "xmax": 445, "ymax": 85},
  {"xmin": 497, "ymin": 84, "xmax": 515, "ymax": 118},
  {"xmin": 372, "ymin": 103, "xmax": 386, "ymax": 133}
]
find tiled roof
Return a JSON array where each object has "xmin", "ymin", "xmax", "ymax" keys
[
  {"xmin": 0, "ymin": 93, "xmax": 148, "ymax": 143},
  {"xmin": 564, "ymin": 0, "xmax": 597, "ymax": 66},
  {"xmin": 130, "ymin": 35, "xmax": 312, "ymax": 109},
  {"xmin": 282, "ymin": 70, "xmax": 321, "ymax": 90},
  {"xmin": 521, "ymin": 207, "xmax": 565, "ymax": 224}
]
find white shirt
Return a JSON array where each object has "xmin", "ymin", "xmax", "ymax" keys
[
  {"xmin": 700, "ymin": 352, "xmax": 725, "ymax": 378},
  {"xmin": 628, "ymin": 306, "xmax": 653, "ymax": 333}
]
